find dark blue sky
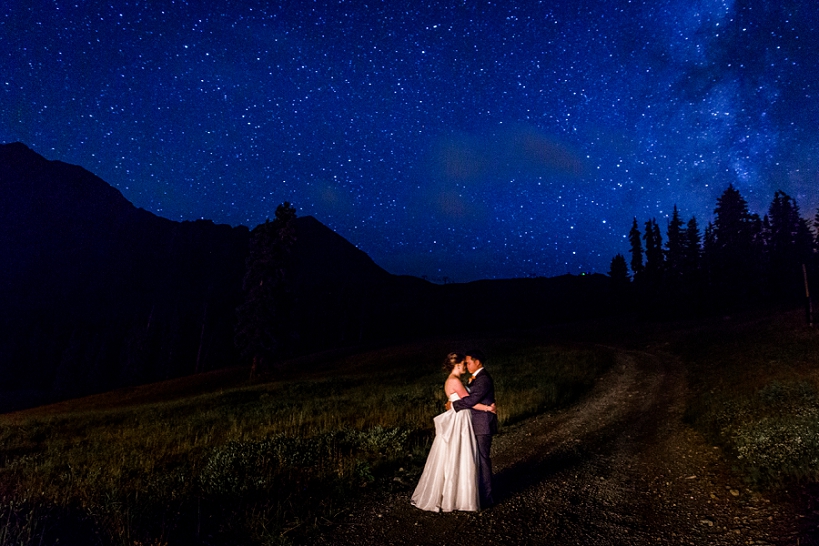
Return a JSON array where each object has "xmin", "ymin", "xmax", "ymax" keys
[{"xmin": 3, "ymin": 0, "xmax": 818, "ymax": 281}]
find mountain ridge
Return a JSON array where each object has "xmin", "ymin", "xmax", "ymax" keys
[
  {"xmin": 0, "ymin": 142, "xmax": 400, "ymax": 409},
  {"xmin": 0, "ymin": 142, "xmax": 616, "ymax": 412}
]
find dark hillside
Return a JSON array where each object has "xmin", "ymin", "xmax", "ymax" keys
[
  {"xmin": 442, "ymin": 273, "xmax": 612, "ymax": 331},
  {"xmin": 0, "ymin": 143, "xmax": 419, "ymax": 408},
  {"xmin": 287, "ymin": 214, "xmax": 394, "ymax": 347},
  {"xmin": 0, "ymin": 143, "xmax": 618, "ymax": 411},
  {"xmin": 0, "ymin": 143, "xmax": 248, "ymax": 407}
]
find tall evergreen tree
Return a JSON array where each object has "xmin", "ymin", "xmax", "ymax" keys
[
  {"xmin": 682, "ymin": 216, "xmax": 701, "ymax": 279},
  {"xmin": 765, "ymin": 190, "xmax": 813, "ymax": 296},
  {"xmin": 767, "ymin": 191, "xmax": 798, "ymax": 257},
  {"xmin": 761, "ymin": 214, "xmax": 772, "ymax": 253},
  {"xmin": 713, "ymin": 184, "xmax": 754, "ymax": 251},
  {"xmin": 702, "ymin": 221, "xmax": 716, "ymax": 288},
  {"xmin": 235, "ymin": 202, "xmax": 297, "ymax": 376},
  {"xmin": 796, "ymin": 220, "xmax": 814, "ymax": 265},
  {"xmin": 644, "ymin": 218, "xmax": 664, "ymax": 283},
  {"xmin": 665, "ymin": 205, "xmax": 685, "ymax": 279},
  {"xmin": 628, "ymin": 218, "xmax": 643, "ymax": 278},
  {"xmin": 710, "ymin": 184, "xmax": 762, "ymax": 300},
  {"xmin": 814, "ymin": 208, "xmax": 819, "ymax": 249},
  {"xmin": 652, "ymin": 220, "xmax": 663, "ymax": 264}
]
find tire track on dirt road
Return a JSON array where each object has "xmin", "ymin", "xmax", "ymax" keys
[{"xmin": 319, "ymin": 348, "xmax": 799, "ymax": 545}]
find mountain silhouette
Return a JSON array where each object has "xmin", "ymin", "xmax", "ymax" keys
[
  {"xmin": 0, "ymin": 143, "xmax": 616, "ymax": 412},
  {"xmin": 1, "ymin": 143, "xmax": 249, "ymax": 407}
]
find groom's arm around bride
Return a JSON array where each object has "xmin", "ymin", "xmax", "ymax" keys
[{"xmin": 451, "ymin": 350, "xmax": 497, "ymax": 508}]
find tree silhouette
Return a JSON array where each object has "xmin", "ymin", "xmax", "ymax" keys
[
  {"xmin": 814, "ymin": 208, "xmax": 819, "ymax": 247},
  {"xmin": 713, "ymin": 185, "xmax": 754, "ymax": 250},
  {"xmin": 665, "ymin": 205, "xmax": 685, "ymax": 282},
  {"xmin": 702, "ymin": 221, "xmax": 716, "ymax": 284},
  {"xmin": 609, "ymin": 253, "xmax": 629, "ymax": 284},
  {"xmin": 682, "ymin": 216, "xmax": 701, "ymax": 283},
  {"xmin": 709, "ymin": 185, "xmax": 762, "ymax": 302},
  {"xmin": 765, "ymin": 191, "xmax": 814, "ymax": 296},
  {"xmin": 614, "ymin": 185, "xmax": 818, "ymax": 314},
  {"xmin": 235, "ymin": 202, "xmax": 297, "ymax": 377},
  {"xmin": 628, "ymin": 218, "xmax": 643, "ymax": 278},
  {"xmin": 643, "ymin": 218, "xmax": 664, "ymax": 285}
]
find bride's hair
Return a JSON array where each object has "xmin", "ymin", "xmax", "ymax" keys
[{"xmin": 443, "ymin": 352, "xmax": 465, "ymax": 372}]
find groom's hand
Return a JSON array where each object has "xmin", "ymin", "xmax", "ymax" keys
[{"xmin": 445, "ymin": 401, "xmax": 452, "ymax": 411}]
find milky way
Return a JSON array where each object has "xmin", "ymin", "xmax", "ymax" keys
[{"xmin": 3, "ymin": 0, "xmax": 818, "ymax": 281}]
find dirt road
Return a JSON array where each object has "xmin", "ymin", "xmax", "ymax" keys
[{"xmin": 319, "ymin": 349, "xmax": 807, "ymax": 545}]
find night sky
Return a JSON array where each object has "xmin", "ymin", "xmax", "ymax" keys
[{"xmin": 3, "ymin": 1, "xmax": 818, "ymax": 281}]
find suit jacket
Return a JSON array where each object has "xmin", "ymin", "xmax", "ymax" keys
[{"xmin": 452, "ymin": 368, "xmax": 498, "ymax": 436}]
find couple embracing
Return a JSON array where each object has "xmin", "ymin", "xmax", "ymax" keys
[{"xmin": 411, "ymin": 349, "xmax": 498, "ymax": 512}]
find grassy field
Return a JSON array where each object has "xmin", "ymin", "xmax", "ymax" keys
[
  {"xmin": 0, "ymin": 337, "xmax": 614, "ymax": 546},
  {"xmin": 677, "ymin": 310, "xmax": 819, "ymax": 488}
]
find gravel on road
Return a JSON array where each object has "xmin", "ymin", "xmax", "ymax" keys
[{"xmin": 318, "ymin": 349, "xmax": 807, "ymax": 545}]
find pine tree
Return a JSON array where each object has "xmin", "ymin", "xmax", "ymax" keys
[
  {"xmin": 796, "ymin": 219, "xmax": 813, "ymax": 265},
  {"xmin": 665, "ymin": 205, "xmax": 685, "ymax": 280},
  {"xmin": 766, "ymin": 190, "xmax": 814, "ymax": 295},
  {"xmin": 609, "ymin": 253, "xmax": 629, "ymax": 283},
  {"xmin": 644, "ymin": 218, "xmax": 664, "ymax": 283},
  {"xmin": 710, "ymin": 184, "xmax": 762, "ymax": 300},
  {"xmin": 767, "ymin": 191, "xmax": 795, "ymax": 267},
  {"xmin": 702, "ymin": 221, "xmax": 716, "ymax": 287},
  {"xmin": 652, "ymin": 220, "xmax": 663, "ymax": 264},
  {"xmin": 814, "ymin": 208, "xmax": 819, "ymax": 249},
  {"xmin": 682, "ymin": 216, "xmax": 701, "ymax": 282},
  {"xmin": 235, "ymin": 202, "xmax": 297, "ymax": 377},
  {"xmin": 713, "ymin": 184, "xmax": 753, "ymax": 252},
  {"xmin": 761, "ymin": 214, "xmax": 772, "ymax": 252},
  {"xmin": 628, "ymin": 218, "xmax": 643, "ymax": 278}
]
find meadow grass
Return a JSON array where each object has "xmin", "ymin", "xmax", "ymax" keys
[
  {"xmin": 679, "ymin": 309, "xmax": 819, "ymax": 488},
  {"xmin": 0, "ymin": 338, "xmax": 613, "ymax": 545}
]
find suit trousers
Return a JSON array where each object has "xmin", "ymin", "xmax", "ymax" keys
[{"xmin": 476, "ymin": 433, "xmax": 494, "ymax": 507}]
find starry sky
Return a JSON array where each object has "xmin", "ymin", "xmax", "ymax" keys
[{"xmin": 3, "ymin": 0, "xmax": 818, "ymax": 282}]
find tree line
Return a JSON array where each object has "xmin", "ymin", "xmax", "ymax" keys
[{"xmin": 609, "ymin": 185, "xmax": 819, "ymax": 313}]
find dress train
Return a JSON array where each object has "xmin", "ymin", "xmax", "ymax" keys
[{"xmin": 411, "ymin": 392, "xmax": 480, "ymax": 512}]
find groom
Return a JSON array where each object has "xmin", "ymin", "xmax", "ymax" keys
[{"xmin": 447, "ymin": 349, "xmax": 497, "ymax": 508}]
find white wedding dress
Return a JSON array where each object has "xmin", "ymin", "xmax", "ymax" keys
[{"xmin": 411, "ymin": 392, "xmax": 480, "ymax": 512}]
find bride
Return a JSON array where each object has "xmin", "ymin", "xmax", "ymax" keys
[{"xmin": 411, "ymin": 352, "xmax": 496, "ymax": 512}]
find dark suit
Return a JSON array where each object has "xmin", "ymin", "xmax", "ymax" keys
[{"xmin": 452, "ymin": 368, "xmax": 497, "ymax": 507}]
